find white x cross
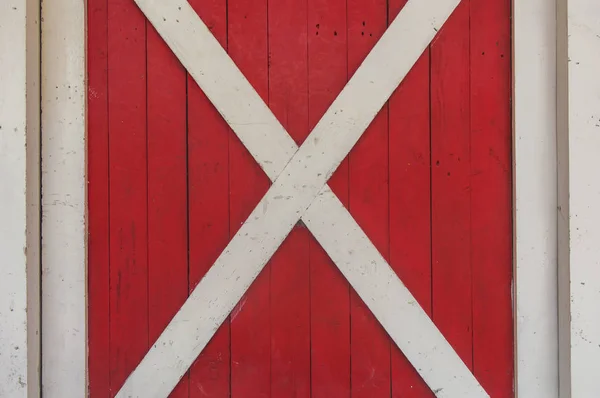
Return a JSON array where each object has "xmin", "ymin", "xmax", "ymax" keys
[{"xmin": 116, "ymin": 0, "xmax": 488, "ymax": 397}]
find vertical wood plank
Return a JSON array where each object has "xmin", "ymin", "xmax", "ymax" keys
[
  {"xmin": 307, "ymin": 0, "xmax": 350, "ymax": 396},
  {"xmin": 146, "ymin": 13, "xmax": 188, "ymax": 398},
  {"xmin": 107, "ymin": 0, "xmax": 148, "ymax": 391},
  {"xmin": 187, "ymin": 1, "xmax": 231, "ymax": 397},
  {"xmin": 470, "ymin": 0, "xmax": 514, "ymax": 395},
  {"xmin": 430, "ymin": 0, "xmax": 473, "ymax": 369},
  {"xmin": 387, "ymin": 0, "xmax": 433, "ymax": 396},
  {"xmin": 228, "ymin": 0, "xmax": 271, "ymax": 396},
  {"xmin": 559, "ymin": 0, "xmax": 600, "ymax": 395},
  {"xmin": 514, "ymin": 0, "xmax": 559, "ymax": 395},
  {"xmin": 267, "ymin": 0, "xmax": 311, "ymax": 396},
  {"xmin": 1, "ymin": 0, "xmax": 41, "ymax": 396},
  {"xmin": 346, "ymin": 1, "xmax": 390, "ymax": 397},
  {"xmin": 88, "ymin": 0, "xmax": 109, "ymax": 395}
]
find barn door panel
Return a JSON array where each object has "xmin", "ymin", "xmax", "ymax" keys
[{"xmin": 87, "ymin": 0, "xmax": 512, "ymax": 396}]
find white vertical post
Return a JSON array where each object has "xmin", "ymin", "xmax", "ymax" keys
[
  {"xmin": 41, "ymin": 0, "xmax": 87, "ymax": 396},
  {"xmin": 0, "ymin": 0, "xmax": 41, "ymax": 397},
  {"xmin": 557, "ymin": 0, "xmax": 600, "ymax": 396},
  {"xmin": 513, "ymin": 0, "xmax": 559, "ymax": 396}
]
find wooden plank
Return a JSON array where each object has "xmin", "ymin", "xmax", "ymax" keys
[
  {"xmin": 227, "ymin": 0, "xmax": 272, "ymax": 396},
  {"xmin": 87, "ymin": 0, "xmax": 109, "ymax": 395},
  {"xmin": 469, "ymin": 0, "xmax": 513, "ymax": 395},
  {"xmin": 430, "ymin": 0, "xmax": 473, "ymax": 369},
  {"xmin": 307, "ymin": 0, "xmax": 350, "ymax": 396},
  {"xmin": 347, "ymin": 0, "xmax": 390, "ymax": 397},
  {"xmin": 146, "ymin": 12, "xmax": 188, "ymax": 398},
  {"xmin": 40, "ymin": 0, "xmax": 86, "ymax": 395},
  {"xmin": 513, "ymin": 0, "xmax": 559, "ymax": 395},
  {"xmin": 0, "ymin": 0, "xmax": 40, "ymax": 396},
  {"xmin": 107, "ymin": 0, "xmax": 148, "ymax": 391},
  {"xmin": 187, "ymin": 1, "xmax": 231, "ymax": 397},
  {"xmin": 388, "ymin": 0, "xmax": 433, "ymax": 395},
  {"xmin": 558, "ymin": 0, "xmax": 600, "ymax": 395},
  {"xmin": 116, "ymin": 2, "xmax": 486, "ymax": 396},
  {"xmin": 267, "ymin": 0, "xmax": 311, "ymax": 396}
]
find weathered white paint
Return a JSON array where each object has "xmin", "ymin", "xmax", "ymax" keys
[
  {"xmin": 557, "ymin": 0, "xmax": 600, "ymax": 396},
  {"xmin": 513, "ymin": 0, "xmax": 559, "ymax": 396},
  {"xmin": 40, "ymin": 0, "xmax": 87, "ymax": 396},
  {"xmin": 0, "ymin": 0, "xmax": 41, "ymax": 396},
  {"xmin": 117, "ymin": 1, "xmax": 487, "ymax": 397}
]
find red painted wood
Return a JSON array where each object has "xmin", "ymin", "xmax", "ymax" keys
[
  {"xmin": 431, "ymin": 0, "xmax": 473, "ymax": 369},
  {"xmin": 267, "ymin": 0, "xmax": 311, "ymax": 396},
  {"xmin": 88, "ymin": 0, "xmax": 109, "ymax": 395},
  {"xmin": 187, "ymin": 1, "xmax": 231, "ymax": 397},
  {"xmin": 470, "ymin": 0, "xmax": 513, "ymax": 395},
  {"xmin": 387, "ymin": 0, "xmax": 434, "ymax": 396},
  {"xmin": 147, "ymin": 16, "xmax": 188, "ymax": 398},
  {"xmin": 347, "ymin": 1, "xmax": 390, "ymax": 397},
  {"xmin": 307, "ymin": 0, "xmax": 351, "ymax": 397},
  {"xmin": 88, "ymin": 0, "xmax": 515, "ymax": 396},
  {"xmin": 228, "ymin": 0, "xmax": 272, "ymax": 396},
  {"xmin": 106, "ymin": 0, "xmax": 148, "ymax": 393}
]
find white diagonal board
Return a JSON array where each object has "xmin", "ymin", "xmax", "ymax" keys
[{"xmin": 116, "ymin": 0, "xmax": 488, "ymax": 397}]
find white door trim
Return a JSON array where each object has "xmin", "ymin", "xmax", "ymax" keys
[
  {"xmin": 513, "ymin": 0, "xmax": 560, "ymax": 396},
  {"xmin": 556, "ymin": 0, "xmax": 600, "ymax": 396},
  {"xmin": 0, "ymin": 0, "xmax": 41, "ymax": 396},
  {"xmin": 40, "ymin": 0, "xmax": 87, "ymax": 396}
]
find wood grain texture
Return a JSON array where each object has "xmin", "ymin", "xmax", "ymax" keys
[
  {"xmin": 268, "ymin": 0, "xmax": 311, "ymax": 396},
  {"xmin": 347, "ymin": 0, "xmax": 390, "ymax": 397},
  {"xmin": 88, "ymin": 0, "xmax": 110, "ymax": 395},
  {"xmin": 187, "ymin": 0, "xmax": 231, "ymax": 396},
  {"xmin": 307, "ymin": 0, "xmax": 351, "ymax": 396},
  {"xmin": 107, "ymin": 0, "xmax": 148, "ymax": 392},
  {"xmin": 227, "ymin": 0, "xmax": 272, "ymax": 396},
  {"xmin": 87, "ymin": 0, "xmax": 516, "ymax": 396},
  {"xmin": 470, "ymin": 0, "xmax": 513, "ymax": 395},
  {"xmin": 147, "ymin": 11, "xmax": 188, "ymax": 398},
  {"xmin": 431, "ymin": 0, "xmax": 473, "ymax": 370},
  {"xmin": 388, "ymin": 0, "xmax": 434, "ymax": 395}
]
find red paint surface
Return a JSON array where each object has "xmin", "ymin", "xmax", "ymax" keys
[
  {"xmin": 88, "ymin": 0, "xmax": 109, "ymax": 395},
  {"xmin": 347, "ymin": 0, "xmax": 390, "ymax": 397},
  {"xmin": 106, "ymin": 0, "xmax": 148, "ymax": 394},
  {"xmin": 268, "ymin": 0, "xmax": 311, "ymax": 396},
  {"xmin": 187, "ymin": 0, "xmax": 231, "ymax": 396},
  {"xmin": 88, "ymin": 0, "xmax": 513, "ymax": 396},
  {"xmin": 227, "ymin": 1, "xmax": 272, "ymax": 397},
  {"xmin": 470, "ymin": 0, "xmax": 514, "ymax": 395},
  {"xmin": 307, "ymin": 0, "xmax": 351, "ymax": 397},
  {"xmin": 388, "ymin": 0, "xmax": 434, "ymax": 395},
  {"xmin": 147, "ymin": 12, "xmax": 189, "ymax": 398}
]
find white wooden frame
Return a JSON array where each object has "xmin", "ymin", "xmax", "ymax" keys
[
  {"xmin": 513, "ymin": 0, "xmax": 559, "ymax": 396},
  {"xmin": 556, "ymin": 0, "xmax": 600, "ymax": 396},
  {"xmin": 0, "ymin": 0, "xmax": 41, "ymax": 396},
  {"xmin": 40, "ymin": 0, "xmax": 87, "ymax": 397},
  {"xmin": 6, "ymin": 0, "xmax": 596, "ymax": 395}
]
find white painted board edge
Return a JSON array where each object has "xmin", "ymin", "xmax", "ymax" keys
[
  {"xmin": 558, "ymin": 0, "xmax": 600, "ymax": 396},
  {"xmin": 40, "ymin": 0, "xmax": 87, "ymax": 396},
  {"xmin": 0, "ymin": 1, "xmax": 41, "ymax": 396},
  {"xmin": 513, "ymin": 0, "xmax": 559, "ymax": 396}
]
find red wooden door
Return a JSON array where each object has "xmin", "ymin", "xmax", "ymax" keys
[{"xmin": 88, "ymin": 0, "xmax": 512, "ymax": 396}]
